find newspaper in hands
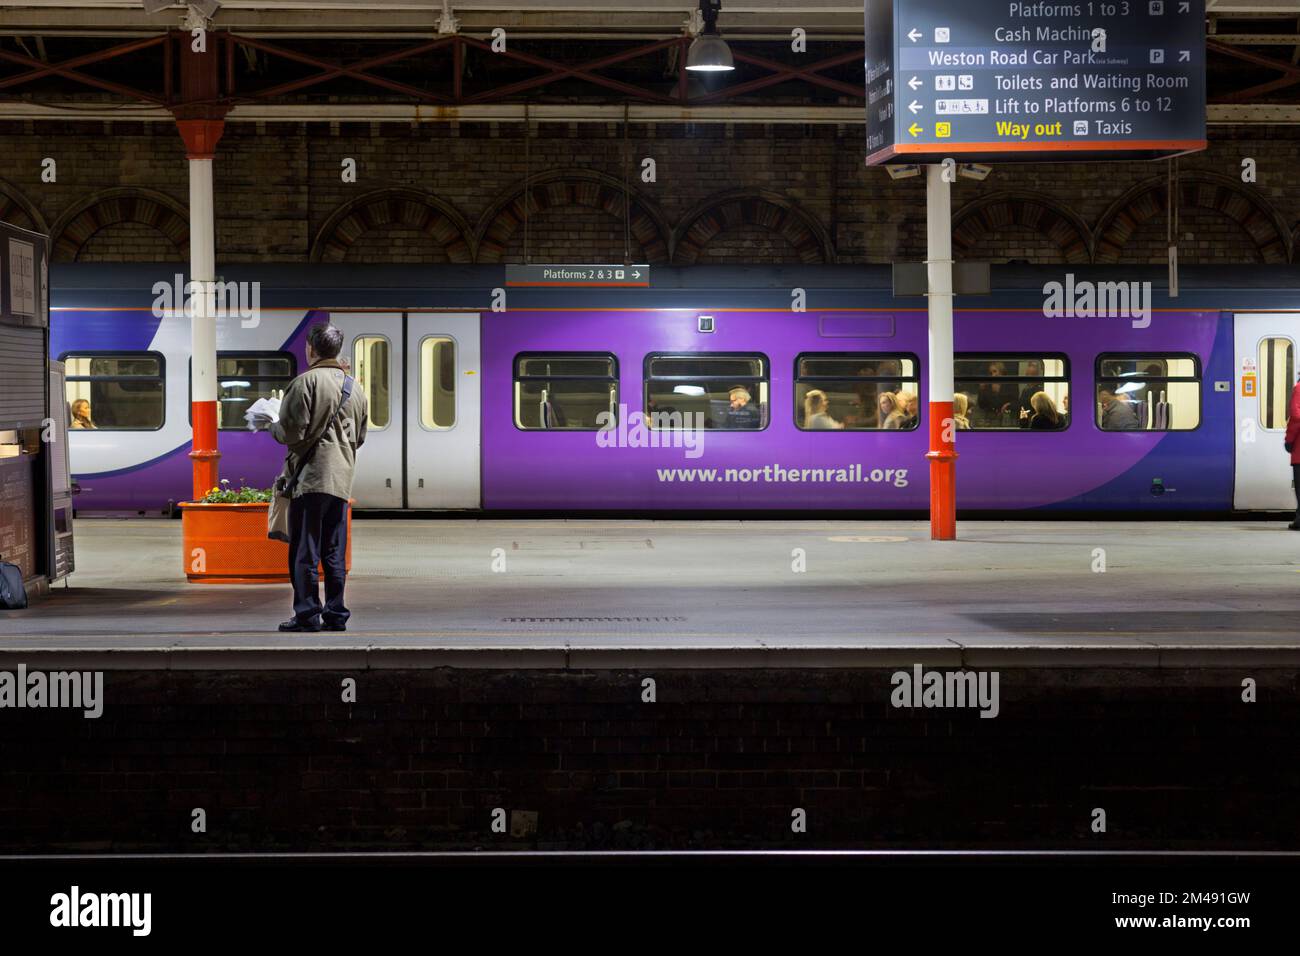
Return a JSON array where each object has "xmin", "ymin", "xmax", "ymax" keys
[{"xmin": 244, "ymin": 396, "xmax": 282, "ymax": 431}]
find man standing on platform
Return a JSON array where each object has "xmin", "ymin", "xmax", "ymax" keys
[{"xmin": 271, "ymin": 323, "xmax": 368, "ymax": 632}]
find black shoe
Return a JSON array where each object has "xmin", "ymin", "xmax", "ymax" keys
[
  {"xmin": 322, "ymin": 622, "xmax": 347, "ymax": 632},
  {"xmin": 279, "ymin": 618, "xmax": 321, "ymax": 632}
]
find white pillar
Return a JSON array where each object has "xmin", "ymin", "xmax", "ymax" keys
[
  {"xmin": 925, "ymin": 163, "xmax": 957, "ymax": 540},
  {"xmin": 926, "ymin": 164, "xmax": 954, "ymax": 408},
  {"xmin": 189, "ymin": 156, "xmax": 216, "ymax": 407}
]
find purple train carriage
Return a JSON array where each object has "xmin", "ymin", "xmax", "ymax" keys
[{"xmin": 48, "ymin": 263, "xmax": 1300, "ymax": 515}]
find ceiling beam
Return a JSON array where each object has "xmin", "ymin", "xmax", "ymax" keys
[
  {"xmin": 0, "ymin": 34, "xmax": 166, "ymax": 102},
  {"xmin": 0, "ymin": 6, "xmax": 864, "ymax": 37},
  {"xmin": 231, "ymin": 33, "xmax": 456, "ymax": 102},
  {"xmin": 0, "ymin": 101, "xmax": 1293, "ymax": 125}
]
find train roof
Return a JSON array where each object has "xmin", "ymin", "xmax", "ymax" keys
[{"xmin": 50, "ymin": 262, "xmax": 1300, "ymax": 311}]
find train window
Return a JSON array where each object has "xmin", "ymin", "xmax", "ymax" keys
[
  {"xmin": 352, "ymin": 336, "xmax": 391, "ymax": 430},
  {"xmin": 1257, "ymin": 337, "xmax": 1295, "ymax": 431},
  {"xmin": 954, "ymin": 354, "xmax": 1069, "ymax": 431},
  {"xmin": 62, "ymin": 353, "xmax": 165, "ymax": 431},
  {"xmin": 1096, "ymin": 354, "xmax": 1201, "ymax": 431},
  {"xmin": 420, "ymin": 337, "xmax": 456, "ymax": 429},
  {"xmin": 794, "ymin": 354, "xmax": 918, "ymax": 431},
  {"xmin": 514, "ymin": 353, "xmax": 618, "ymax": 430},
  {"xmin": 213, "ymin": 352, "xmax": 296, "ymax": 430},
  {"xmin": 645, "ymin": 354, "xmax": 768, "ymax": 430}
]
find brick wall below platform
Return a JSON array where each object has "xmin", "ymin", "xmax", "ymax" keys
[{"xmin": 1, "ymin": 667, "xmax": 1296, "ymax": 852}]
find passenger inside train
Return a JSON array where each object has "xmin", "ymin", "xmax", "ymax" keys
[
  {"xmin": 1016, "ymin": 360, "xmax": 1045, "ymax": 415},
  {"xmin": 726, "ymin": 386, "xmax": 762, "ymax": 428},
  {"xmin": 1097, "ymin": 387, "xmax": 1142, "ymax": 430},
  {"xmin": 878, "ymin": 391, "xmax": 905, "ymax": 429},
  {"xmin": 802, "ymin": 389, "xmax": 845, "ymax": 430},
  {"xmin": 952, "ymin": 392, "xmax": 971, "ymax": 430},
  {"xmin": 69, "ymin": 399, "xmax": 95, "ymax": 429},
  {"xmin": 1021, "ymin": 392, "xmax": 1066, "ymax": 430},
  {"xmin": 975, "ymin": 362, "xmax": 1018, "ymax": 427},
  {"xmin": 897, "ymin": 390, "xmax": 919, "ymax": 430}
]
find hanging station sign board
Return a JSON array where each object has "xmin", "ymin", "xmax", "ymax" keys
[
  {"xmin": 865, "ymin": 0, "xmax": 1207, "ymax": 165},
  {"xmin": 0, "ymin": 222, "xmax": 47, "ymax": 329},
  {"xmin": 505, "ymin": 264, "xmax": 650, "ymax": 288}
]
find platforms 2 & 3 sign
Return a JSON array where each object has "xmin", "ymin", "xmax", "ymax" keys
[
  {"xmin": 865, "ymin": 0, "xmax": 1206, "ymax": 164},
  {"xmin": 506, "ymin": 264, "xmax": 650, "ymax": 288}
]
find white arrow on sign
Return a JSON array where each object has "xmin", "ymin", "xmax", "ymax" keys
[
  {"xmin": 1178, "ymin": 1, "xmax": 1189, "ymax": 11},
  {"xmin": 907, "ymin": 28, "xmax": 921, "ymax": 42},
  {"xmin": 1179, "ymin": 50, "xmax": 1190, "ymax": 61},
  {"xmin": 908, "ymin": 122, "xmax": 922, "ymax": 137},
  {"xmin": 632, "ymin": 271, "xmax": 642, "ymax": 278},
  {"xmin": 909, "ymin": 100, "xmax": 923, "ymax": 114},
  {"xmin": 908, "ymin": 76, "xmax": 922, "ymax": 90}
]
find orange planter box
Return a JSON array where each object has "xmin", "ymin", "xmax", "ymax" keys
[{"xmin": 179, "ymin": 500, "xmax": 353, "ymax": 584}]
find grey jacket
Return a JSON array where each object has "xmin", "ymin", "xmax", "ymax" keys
[
  {"xmin": 1102, "ymin": 399, "xmax": 1142, "ymax": 431},
  {"xmin": 271, "ymin": 359, "xmax": 369, "ymax": 499}
]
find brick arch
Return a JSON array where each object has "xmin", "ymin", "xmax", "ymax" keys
[
  {"xmin": 952, "ymin": 192, "xmax": 1092, "ymax": 264},
  {"xmin": 671, "ymin": 189, "xmax": 834, "ymax": 265},
  {"xmin": 1094, "ymin": 173, "xmax": 1292, "ymax": 264},
  {"xmin": 50, "ymin": 187, "xmax": 188, "ymax": 262},
  {"xmin": 311, "ymin": 188, "xmax": 473, "ymax": 263},
  {"xmin": 0, "ymin": 179, "xmax": 47, "ymax": 234},
  {"xmin": 474, "ymin": 170, "xmax": 670, "ymax": 264}
]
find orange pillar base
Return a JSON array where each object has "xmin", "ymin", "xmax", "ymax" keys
[
  {"xmin": 926, "ymin": 400, "xmax": 958, "ymax": 540},
  {"xmin": 191, "ymin": 399, "xmax": 221, "ymax": 500}
]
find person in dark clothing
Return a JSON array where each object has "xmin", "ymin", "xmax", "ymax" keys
[
  {"xmin": 725, "ymin": 386, "xmax": 762, "ymax": 428},
  {"xmin": 1017, "ymin": 360, "xmax": 1045, "ymax": 416},
  {"xmin": 1019, "ymin": 391, "xmax": 1064, "ymax": 430},
  {"xmin": 1285, "ymin": 375, "xmax": 1300, "ymax": 530},
  {"xmin": 270, "ymin": 323, "xmax": 369, "ymax": 632},
  {"xmin": 976, "ymin": 362, "xmax": 1018, "ymax": 426},
  {"xmin": 1099, "ymin": 388, "xmax": 1142, "ymax": 431}
]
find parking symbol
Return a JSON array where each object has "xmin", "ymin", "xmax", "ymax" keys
[
  {"xmin": 1150, "ymin": 48, "xmax": 1164, "ymax": 64},
  {"xmin": 1073, "ymin": 120, "xmax": 1089, "ymax": 135},
  {"xmin": 1149, "ymin": 0, "xmax": 1164, "ymax": 13}
]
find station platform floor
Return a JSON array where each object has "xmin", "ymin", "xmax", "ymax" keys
[{"xmin": 2, "ymin": 517, "xmax": 1299, "ymax": 669}]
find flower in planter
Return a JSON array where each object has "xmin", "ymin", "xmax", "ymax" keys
[{"xmin": 198, "ymin": 481, "xmax": 274, "ymax": 504}]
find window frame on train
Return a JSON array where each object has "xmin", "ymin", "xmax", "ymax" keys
[
  {"xmin": 186, "ymin": 350, "xmax": 298, "ymax": 431},
  {"xmin": 418, "ymin": 335, "xmax": 457, "ymax": 431},
  {"xmin": 1094, "ymin": 352, "xmax": 1202, "ymax": 432},
  {"xmin": 793, "ymin": 352, "xmax": 920, "ymax": 432},
  {"xmin": 352, "ymin": 334, "xmax": 393, "ymax": 431},
  {"xmin": 644, "ymin": 352, "xmax": 770, "ymax": 432},
  {"xmin": 60, "ymin": 350, "xmax": 167, "ymax": 432},
  {"xmin": 1256, "ymin": 336, "xmax": 1295, "ymax": 432},
  {"xmin": 953, "ymin": 352, "xmax": 1070, "ymax": 432},
  {"xmin": 513, "ymin": 351, "xmax": 619, "ymax": 431}
]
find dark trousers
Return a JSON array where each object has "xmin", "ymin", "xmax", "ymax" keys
[
  {"xmin": 288, "ymin": 492, "xmax": 350, "ymax": 626},
  {"xmin": 1294, "ymin": 464, "xmax": 1300, "ymax": 524}
]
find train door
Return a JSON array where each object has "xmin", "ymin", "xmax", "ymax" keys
[
  {"xmin": 405, "ymin": 313, "xmax": 481, "ymax": 508},
  {"xmin": 1233, "ymin": 313, "xmax": 1298, "ymax": 510},
  {"xmin": 330, "ymin": 313, "xmax": 404, "ymax": 508}
]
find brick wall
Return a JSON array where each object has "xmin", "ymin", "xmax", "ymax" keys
[
  {"xmin": 0, "ymin": 119, "xmax": 1296, "ymax": 265},
  {"xmin": 1, "ymin": 667, "xmax": 1297, "ymax": 852}
]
